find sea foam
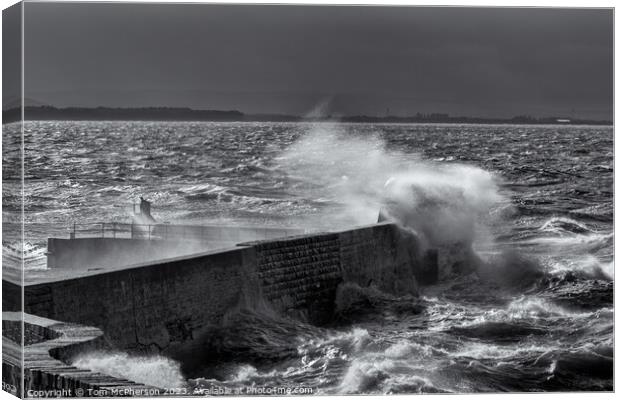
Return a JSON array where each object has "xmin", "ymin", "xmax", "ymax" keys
[{"xmin": 72, "ymin": 351, "xmax": 186, "ymax": 389}]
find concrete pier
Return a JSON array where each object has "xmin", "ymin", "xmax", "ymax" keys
[
  {"xmin": 2, "ymin": 312, "xmax": 157, "ymax": 397},
  {"xmin": 2, "ymin": 222, "xmax": 439, "ymax": 394}
]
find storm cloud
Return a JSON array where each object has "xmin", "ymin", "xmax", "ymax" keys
[{"xmin": 23, "ymin": 3, "xmax": 613, "ymax": 119}]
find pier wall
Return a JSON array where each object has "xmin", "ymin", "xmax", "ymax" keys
[
  {"xmin": 251, "ymin": 232, "xmax": 342, "ymax": 324},
  {"xmin": 47, "ymin": 238, "xmax": 214, "ymax": 269},
  {"xmin": 151, "ymin": 224, "xmax": 304, "ymax": 243},
  {"xmin": 249, "ymin": 223, "xmax": 426, "ymax": 323},
  {"xmin": 18, "ymin": 247, "xmax": 257, "ymax": 352},
  {"xmin": 10, "ymin": 222, "xmax": 436, "ymax": 354},
  {"xmin": 339, "ymin": 224, "xmax": 422, "ymax": 294},
  {"xmin": 2, "ymin": 279, "xmax": 21, "ymax": 314},
  {"xmin": 48, "ymin": 225, "xmax": 305, "ymax": 269},
  {"xmin": 2, "ymin": 312, "xmax": 156, "ymax": 397}
]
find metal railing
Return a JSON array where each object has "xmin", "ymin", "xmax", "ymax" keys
[
  {"xmin": 69, "ymin": 222, "xmax": 305, "ymax": 243},
  {"xmin": 69, "ymin": 222, "xmax": 156, "ymax": 240}
]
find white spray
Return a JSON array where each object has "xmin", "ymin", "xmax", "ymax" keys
[
  {"xmin": 279, "ymin": 123, "xmax": 505, "ymax": 249},
  {"xmin": 72, "ymin": 351, "xmax": 186, "ymax": 389}
]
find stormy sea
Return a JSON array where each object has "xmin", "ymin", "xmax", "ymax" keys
[{"xmin": 2, "ymin": 121, "xmax": 613, "ymax": 393}]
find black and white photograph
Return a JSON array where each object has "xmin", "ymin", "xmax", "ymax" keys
[{"xmin": 1, "ymin": 1, "xmax": 615, "ymax": 397}]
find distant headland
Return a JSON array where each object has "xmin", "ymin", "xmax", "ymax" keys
[{"xmin": 2, "ymin": 106, "xmax": 612, "ymax": 125}]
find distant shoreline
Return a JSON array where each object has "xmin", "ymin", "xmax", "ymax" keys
[{"xmin": 2, "ymin": 106, "xmax": 612, "ymax": 126}]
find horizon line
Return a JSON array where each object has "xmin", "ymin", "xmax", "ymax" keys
[{"xmin": 2, "ymin": 105, "xmax": 613, "ymax": 124}]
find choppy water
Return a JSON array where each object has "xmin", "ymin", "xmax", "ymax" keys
[{"xmin": 2, "ymin": 121, "xmax": 613, "ymax": 392}]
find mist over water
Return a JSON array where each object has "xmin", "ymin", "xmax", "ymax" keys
[{"xmin": 3, "ymin": 121, "xmax": 613, "ymax": 392}]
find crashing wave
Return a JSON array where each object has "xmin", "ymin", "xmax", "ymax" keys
[{"xmin": 72, "ymin": 351, "xmax": 186, "ymax": 389}]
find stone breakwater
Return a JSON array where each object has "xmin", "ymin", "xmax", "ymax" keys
[
  {"xmin": 2, "ymin": 312, "xmax": 159, "ymax": 398},
  {"xmin": 3, "ymin": 222, "xmax": 440, "ymax": 393}
]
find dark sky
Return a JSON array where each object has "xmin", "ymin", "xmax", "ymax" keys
[{"xmin": 23, "ymin": 3, "xmax": 613, "ymax": 119}]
